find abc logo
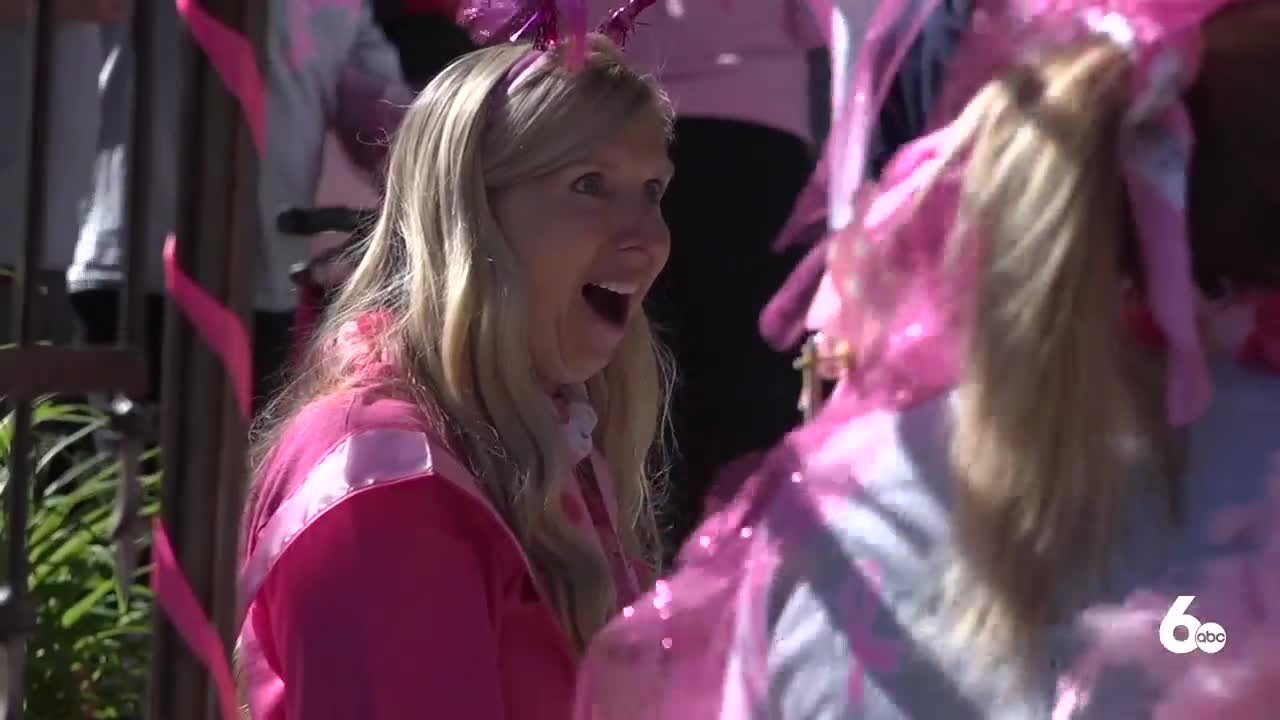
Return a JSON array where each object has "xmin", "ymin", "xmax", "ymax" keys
[{"xmin": 1158, "ymin": 596, "xmax": 1227, "ymax": 654}]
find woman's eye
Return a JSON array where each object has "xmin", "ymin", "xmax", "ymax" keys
[
  {"xmin": 571, "ymin": 172, "xmax": 606, "ymax": 196},
  {"xmin": 644, "ymin": 179, "xmax": 667, "ymax": 204}
]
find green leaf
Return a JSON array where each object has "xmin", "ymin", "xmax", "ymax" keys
[
  {"xmin": 33, "ymin": 529, "xmax": 94, "ymax": 583},
  {"xmin": 0, "ymin": 408, "xmax": 13, "ymax": 457},
  {"xmin": 61, "ymin": 578, "xmax": 117, "ymax": 627},
  {"xmin": 35, "ymin": 417, "xmax": 107, "ymax": 476},
  {"xmin": 32, "ymin": 399, "xmax": 104, "ymax": 426},
  {"xmin": 41, "ymin": 449, "xmax": 112, "ymax": 496},
  {"xmin": 14, "ymin": 395, "xmax": 160, "ymax": 717},
  {"xmin": 85, "ymin": 624, "xmax": 150, "ymax": 644}
]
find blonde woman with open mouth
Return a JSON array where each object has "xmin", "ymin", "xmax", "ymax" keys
[{"xmin": 237, "ymin": 8, "xmax": 676, "ymax": 716}]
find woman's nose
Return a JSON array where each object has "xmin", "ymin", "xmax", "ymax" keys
[
  {"xmin": 614, "ymin": 203, "xmax": 669, "ymax": 256},
  {"xmin": 614, "ymin": 190, "xmax": 667, "ymax": 239}
]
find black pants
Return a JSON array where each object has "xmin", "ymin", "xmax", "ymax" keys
[
  {"xmin": 68, "ymin": 289, "xmax": 295, "ymax": 414},
  {"xmin": 651, "ymin": 118, "xmax": 814, "ymax": 550}
]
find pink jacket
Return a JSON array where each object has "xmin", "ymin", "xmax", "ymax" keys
[{"xmin": 238, "ymin": 389, "xmax": 643, "ymax": 719}]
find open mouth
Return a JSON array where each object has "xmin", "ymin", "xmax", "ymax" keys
[{"xmin": 582, "ymin": 282, "xmax": 633, "ymax": 327}]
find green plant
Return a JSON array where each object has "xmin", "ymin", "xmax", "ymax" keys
[{"xmin": 0, "ymin": 396, "xmax": 160, "ymax": 719}]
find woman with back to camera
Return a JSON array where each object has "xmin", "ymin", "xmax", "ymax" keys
[
  {"xmin": 237, "ymin": 11, "xmax": 676, "ymax": 718},
  {"xmin": 575, "ymin": 0, "xmax": 1280, "ymax": 717}
]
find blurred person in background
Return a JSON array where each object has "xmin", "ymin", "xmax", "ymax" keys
[
  {"xmin": 68, "ymin": 0, "xmax": 411, "ymax": 411},
  {"xmin": 586, "ymin": 0, "xmax": 825, "ymax": 549},
  {"xmin": 0, "ymin": 1, "xmax": 125, "ymax": 344}
]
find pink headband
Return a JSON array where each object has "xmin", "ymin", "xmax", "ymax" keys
[
  {"xmin": 460, "ymin": 0, "xmax": 657, "ymax": 51},
  {"xmin": 782, "ymin": 0, "xmax": 1256, "ymax": 426},
  {"xmin": 462, "ymin": 0, "xmax": 657, "ymax": 94}
]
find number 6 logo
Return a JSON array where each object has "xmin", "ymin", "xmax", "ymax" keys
[
  {"xmin": 1159, "ymin": 596, "xmax": 1200, "ymax": 654},
  {"xmin": 1159, "ymin": 595, "xmax": 1226, "ymax": 654}
]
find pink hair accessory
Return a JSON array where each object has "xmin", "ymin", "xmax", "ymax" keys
[
  {"xmin": 459, "ymin": 0, "xmax": 658, "ymax": 54},
  {"xmin": 467, "ymin": 0, "xmax": 660, "ymax": 108},
  {"xmin": 597, "ymin": 0, "xmax": 658, "ymax": 47}
]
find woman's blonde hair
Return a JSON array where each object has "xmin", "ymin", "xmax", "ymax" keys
[
  {"xmin": 938, "ymin": 2, "xmax": 1280, "ymax": 657},
  {"xmin": 942, "ymin": 40, "xmax": 1173, "ymax": 656},
  {"xmin": 254, "ymin": 35, "xmax": 674, "ymax": 650}
]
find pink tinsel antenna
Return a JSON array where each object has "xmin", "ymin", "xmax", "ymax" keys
[
  {"xmin": 599, "ymin": 0, "xmax": 658, "ymax": 47},
  {"xmin": 460, "ymin": 0, "xmax": 657, "ymax": 52}
]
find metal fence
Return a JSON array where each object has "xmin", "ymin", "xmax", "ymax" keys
[{"xmin": 1, "ymin": 2, "xmax": 260, "ymax": 717}]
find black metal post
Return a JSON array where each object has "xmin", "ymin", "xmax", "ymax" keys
[
  {"xmin": 4, "ymin": 2, "xmax": 56, "ymax": 718},
  {"xmin": 121, "ymin": 0, "xmax": 157, "ymax": 351}
]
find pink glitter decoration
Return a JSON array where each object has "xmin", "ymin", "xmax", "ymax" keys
[
  {"xmin": 459, "ymin": 0, "xmax": 657, "ymax": 52},
  {"xmin": 598, "ymin": 0, "xmax": 658, "ymax": 47}
]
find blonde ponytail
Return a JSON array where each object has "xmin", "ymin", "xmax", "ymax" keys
[{"xmin": 944, "ymin": 41, "xmax": 1178, "ymax": 654}]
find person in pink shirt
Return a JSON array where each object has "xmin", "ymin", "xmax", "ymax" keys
[{"xmin": 237, "ymin": 31, "xmax": 675, "ymax": 719}]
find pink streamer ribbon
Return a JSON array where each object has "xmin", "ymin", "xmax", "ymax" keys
[
  {"xmin": 151, "ymin": 2, "xmax": 261, "ymax": 713},
  {"xmin": 163, "ymin": 235, "xmax": 253, "ymax": 420},
  {"xmin": 151, "ymin": 517, "xmax": 242, "ymax": 720},
  {"xmin": 174, "ymin": 0, "xmax": 265, "ymax": 153},
  {"xmin": 158, "ymin": 232, "xmax": 250, "ymax": 717},
  {"xmin": 156, "ymin": 230, "xmax": 250, "ymax": 717},
  {"xmin": 167, "ymin": 0, "xmax": 259, "ymax": 419}
]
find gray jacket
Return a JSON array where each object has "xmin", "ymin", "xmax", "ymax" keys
[{"xmin": 764, "ymin": 360, "xmax": 1280, "ymax": 718}]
